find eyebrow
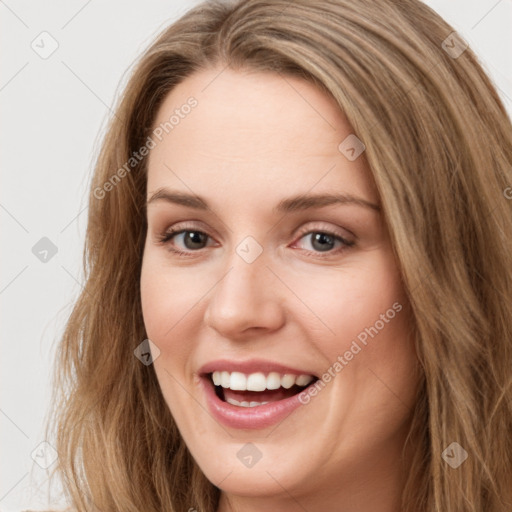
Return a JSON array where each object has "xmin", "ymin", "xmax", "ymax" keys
[{"xmin": 146, "ymin": 188, "xmax": 381, "ymax": 213}]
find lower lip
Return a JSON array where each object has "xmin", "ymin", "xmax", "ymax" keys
[{"xmin": 201, "ymin": 376, "xmax": 310, "ymax": 430}]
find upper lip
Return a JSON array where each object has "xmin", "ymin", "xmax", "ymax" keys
[{"xmin": 198, "ymin": 358, "xmax": 318, "ymax": 377}]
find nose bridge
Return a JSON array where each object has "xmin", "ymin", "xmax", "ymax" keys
[{"xmin": 204, "ymin": 234, "xmax": 285, "ymax": 335}]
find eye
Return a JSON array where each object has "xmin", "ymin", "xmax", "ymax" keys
[
  {"xmin": 156, "ymin": 227, "xmax": 213, "ymax": 256},
  {"xmin": 292, "ymin": 228, "xmax": 355, "ymax": 257},
  {"xmin": 155, "ymin": 223, "xmax": 355, "ymax": 259}
]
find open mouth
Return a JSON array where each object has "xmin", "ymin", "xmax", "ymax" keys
[{"xmin": 207, "ymin": 370, "xmax": 319, "ymax": 408}]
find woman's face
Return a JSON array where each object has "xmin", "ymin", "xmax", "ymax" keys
[{"xmin": 141, "ymin": 67, "xmax": 420, "ymax": 509}]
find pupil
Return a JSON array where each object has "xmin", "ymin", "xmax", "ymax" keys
[
  {"xmin": 185, "ymin": 231, "xmax": 206, "ymax": 249},
  {"xmin": 312, "ymin": 233, "xmax": 334, "ymax": 252}
]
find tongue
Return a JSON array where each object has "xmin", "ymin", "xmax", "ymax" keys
[{"xmin": 223, "ymin": 385, "xmax": 303, "ymax": 403}]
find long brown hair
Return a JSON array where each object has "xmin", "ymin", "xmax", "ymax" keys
[{"xmin": 44, "ymin": 1, "xmax": 512, "ymax": 510}]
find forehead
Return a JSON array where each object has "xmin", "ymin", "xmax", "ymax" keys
[{"xmin": 146, "ymin": 66, "xmax": 377, "ymax": 206}]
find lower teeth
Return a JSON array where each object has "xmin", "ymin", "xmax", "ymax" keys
[{"xmin": 226, "ymin": 397, "xmax": 269, "ymax": 407}]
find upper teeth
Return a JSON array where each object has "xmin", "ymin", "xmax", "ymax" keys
[{"xmin": 211, "ymin": 371, "xmax": 314, "ymax": 391}]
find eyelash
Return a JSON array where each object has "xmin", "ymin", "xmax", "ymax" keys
[{"xmin": 155, "ymin": 222, "xmax": 355, "ymax": 259}]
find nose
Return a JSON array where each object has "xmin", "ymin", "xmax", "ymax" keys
[{"xmin": 203, "ymin": 246, "xmax": 286, "ymax": 338}]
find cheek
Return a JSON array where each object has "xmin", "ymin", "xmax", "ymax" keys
[
  {"xmin": 140, "ymin": 250, "xmax": 200, "ymax": 334},
  {"xmin": 290, "ymin": 252, "xmax": 408, "ymax": 350},
  {"xmin": 140, "ymin": 253, "xmax": 196, "ymax": 365},
  {"xmin": 291, "ymin": 250, "xmax": 417, "ymax": 403},
  {"xmin": 140, "ymin": 256, "xmax": 201, "ymax": 424}
]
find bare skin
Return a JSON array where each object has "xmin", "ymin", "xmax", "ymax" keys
[{"xmin": 140, "ymin": 66, "xmax": 420, "ymax": 512}]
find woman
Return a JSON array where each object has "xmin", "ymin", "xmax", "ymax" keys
[{"xmin": 44, "ymin": 0, "xmax": 512, "ymax": 511}]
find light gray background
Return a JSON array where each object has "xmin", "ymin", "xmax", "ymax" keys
[{"xmin": 1, "ymin": 1, "xmax": 511, "ymax": 510}]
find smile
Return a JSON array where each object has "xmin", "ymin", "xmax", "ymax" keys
[
  {"xmin": 211, "ymin": 370, "xmax": 315, "ymax": 406},
  {"xmin": 199, "ymin": 361, "xmax": 320, "ymax": 429}
]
